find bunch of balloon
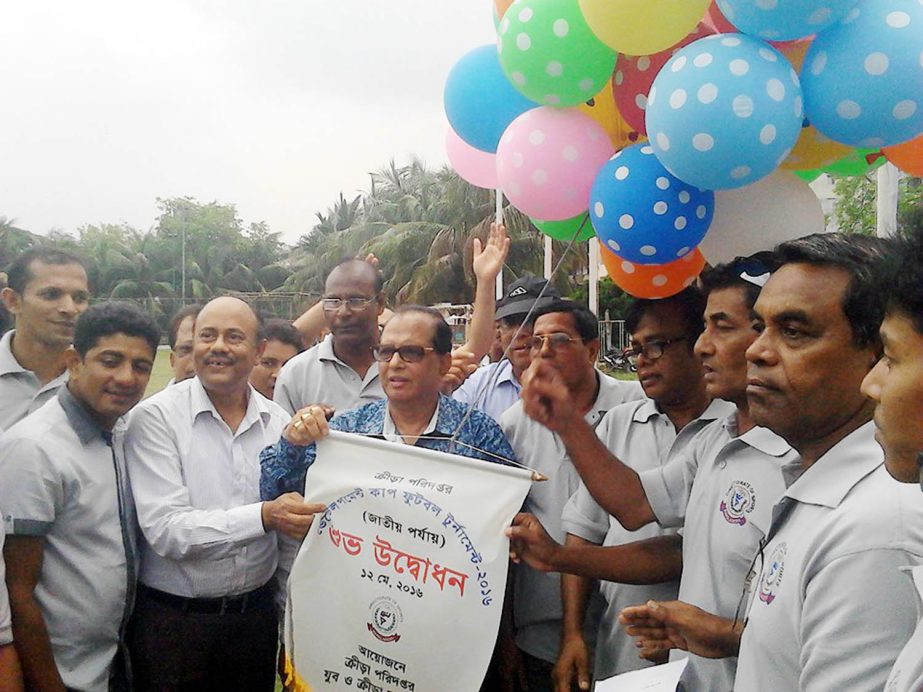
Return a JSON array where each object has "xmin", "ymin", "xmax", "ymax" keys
[{"xmin": 442, "ymin": 0, "xmax": 922, "ymax": 280}]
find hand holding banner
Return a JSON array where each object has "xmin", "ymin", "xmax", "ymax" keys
[{"xmin": 283, "ymin": 432, "xmax": 533, "ymax": 692}]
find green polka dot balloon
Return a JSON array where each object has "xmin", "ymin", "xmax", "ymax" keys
[{"xmin": 498, "ymin": 0, "xmax": 617, "ymax": 108}]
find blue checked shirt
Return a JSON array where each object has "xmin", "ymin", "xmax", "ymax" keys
[{"xmin": 260, "ymin": 395, "xmax": 517, "ymax": 500}]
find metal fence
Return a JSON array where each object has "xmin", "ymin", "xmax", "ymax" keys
[{"xmin": 598, "ymin": 319, "xmax": 629, "ymax": 355}]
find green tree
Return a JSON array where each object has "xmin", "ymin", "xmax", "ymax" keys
[{"xmin": 832, "ymin": 174, "xmax": 923, "ymax": 236}]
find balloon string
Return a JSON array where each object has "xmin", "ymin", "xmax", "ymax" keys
[{"xmin": 448, "ymin": 213, "xmax": 592, "ymax": 446}]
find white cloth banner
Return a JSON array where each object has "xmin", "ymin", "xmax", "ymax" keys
[{"xmin": 283, "ymin": 431, "xmax": 533, "ymax": 692}]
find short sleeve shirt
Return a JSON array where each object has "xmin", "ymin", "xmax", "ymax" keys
[
  {"xmin": 452, "ymin": 359, "xmax": 521, "ymax": 423},
  {"xmin": 736, "ymin": 423, "xmax": 923, "ymax": 692},
  {"xmin": 885, "ymin": 565, "xmax": 923, "ymax": 692},
  {"xmin": 639, "ymin": 414, "xmax": 800, "ymax": 692},
  {"xmin": 500, "ymin": 372, "xmax": 645, "ymax": 663},
  {"xmin": 561, "ymin": 397, "xmax": 733, "ymax": 678},
  {"xmin": 0, "ymin": 387, "xmax": 136, "ymax": 692},
  {"xmin": 273, "ymin": 333, "xmax": 383, "ymax": 415},
  {"xmin": 0, "ymin": 329, "xmax": 68, "ymax": 431},
  {"xmin": 0, "ymin": 523, "xmax": 11, "ymax": 646}
]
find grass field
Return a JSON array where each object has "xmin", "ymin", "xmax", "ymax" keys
[{"xmin": 144, "ymin": 347, "xmax": 173, "ymax": 398}]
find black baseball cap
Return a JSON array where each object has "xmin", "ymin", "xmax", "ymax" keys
[{"xmin": 495, "ymin": 276, "xmax": 562, "ymax": 321}]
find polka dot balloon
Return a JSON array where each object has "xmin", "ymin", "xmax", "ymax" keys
[
  {"xmin": 801, "ymin": 0, "xmax": 923, "ymax": 148},
  {"xmin": 612, "ymin": 21, "xmax": 715, "ymax": 135},
  {"xmin": 645, "ymin": 33, "xmax": 804, "ymax": 190},
  {"xmin": 589, "ymin": 143, "xmax": 714, "ymax": 265},
  {"xmin": 600, "ymin": 242, "xmax": 706, "ymax": 299},
  {"xmin": 496, "ymin": 107, "xmax": 615, "ymax": 220},
  {"xmin": 715, "ymin": 0, "xmax": 861, "ymax": 41},
  {"xmin": 497, "ymin": 0, "xmax": 616, "ymax": 108}
]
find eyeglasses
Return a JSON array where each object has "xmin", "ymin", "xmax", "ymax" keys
[
  {"xmin": 626, "ymin": 336, "xmax": 689, "ymax": 365},
  {"xmin": 373, "ymin": 345, "xmax": 437, "ymax": 363},
  {"xmin": 321, "ymin": 296, "xmax": 377, "ymax": 311},
  {"xmin": 528, "ymin": 333, "xmax": 584, "ymax": 351}
]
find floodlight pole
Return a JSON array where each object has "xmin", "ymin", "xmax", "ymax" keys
[
  {"xmin": 876, "ymin": 162, "xmax": 899, "ymax": 238},
  {"xmin": 543, "ymin": 235, "xmax": 553, "ymax": 279},
  {"xmin": 588, "ymin": 239, "xmax": 599, "ymax": 317},
  {"xmin": 494, "ymin": 190, "xmax": 504, "ymax": 300}
]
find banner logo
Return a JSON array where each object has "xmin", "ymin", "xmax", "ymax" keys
[{"xmin": 367, "ymin": 596, "xmax": 403, "ymax": 643}]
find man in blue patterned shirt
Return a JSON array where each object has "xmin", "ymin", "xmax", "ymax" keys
[{"xmin": 260, "ymin": 305, "xmax": 517, "ymax": 502}]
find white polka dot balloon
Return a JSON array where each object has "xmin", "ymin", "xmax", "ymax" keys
[
  {"xmin": 496, "ymin": 107, "xmax": 615, "ymax": 220},
  {"xmin": 497, "ymin": 0, "xmax": 616, "ymax": 108},
  {"xmin": 715, "ymin": 0, "xmax": 862, "ymax": 41},
  {"xmin": 645, "ymin": 33, "xmax": 804, "ymax": 190},
  {"xmin": 589, "ymin": 143, "xmax": 715, "ymax": 264},
  {"xmin": 801, "ymin": 0, "xmax": 923, "ymax": 148}
]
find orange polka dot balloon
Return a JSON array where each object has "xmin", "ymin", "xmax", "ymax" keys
[{"xmin": 600, "ymin": 242, "xmax": 705, "ymax": 298}]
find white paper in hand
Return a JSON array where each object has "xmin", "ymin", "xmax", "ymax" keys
[{"xmin": 594, "ymin": 658, "xmax": 688, "ymax": 692}]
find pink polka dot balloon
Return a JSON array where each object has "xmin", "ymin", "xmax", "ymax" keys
[
  {"xmin": 613, "ymin": 22, "xmax": 714, "ymax": 135},
  {"xmin": 496, "ymin": 107, "xmax": 615, "ymax": 220}
]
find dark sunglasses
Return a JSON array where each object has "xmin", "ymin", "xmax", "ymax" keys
[{"xmin": 373, "ymin": 345, "xmax": 437, "ymax": 363}]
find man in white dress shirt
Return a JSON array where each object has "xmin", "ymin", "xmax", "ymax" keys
[
  {"xmin": 0, "ymin": 248, "xmax": 89, "ymax": 431},
  {"xmin": 125, "ymin": 296, "xmax": 323, "ymax": 691},
  {"xmin": 860, "ymin": 227, "xmax": 923, "ymax": 692}
]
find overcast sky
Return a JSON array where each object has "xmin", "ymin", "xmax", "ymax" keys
[{"xmin": 0, "ymin": 1, "xmax": 496, "ymax": 243}]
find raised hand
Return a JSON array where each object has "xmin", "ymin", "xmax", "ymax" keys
[{"xmin": 472, "ymin": 222, "xmax": 510, "ymax": 283}]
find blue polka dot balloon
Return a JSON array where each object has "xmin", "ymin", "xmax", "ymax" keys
[
  {"xmin": 801, "ymin": 0, "xmax": 923, "ymax": 149},
  {"xmin": 715, "ymin": 0, "xmax": 862, "ymax": 41},
  {"xmin": 645, "ymin": 34, "xmax": 804, "ymax": 190},
  {"xmin": 589, "ymin": 143, "xmax": 715, "ymax": 265}
]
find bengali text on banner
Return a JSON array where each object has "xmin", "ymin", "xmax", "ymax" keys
[{"xmin": 283, "ymin": 431, "xmax": 533, "ymax": 692}]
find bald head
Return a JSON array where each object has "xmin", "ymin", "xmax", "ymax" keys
[
  {"xmin": 198, "ymin": 296, "xmax": 262, "ymax": 341},
  {"xmin": 193, "ymin": 296, "xmax": 265, "ymax": 396},
  {"xmin": 325, "ymin": 259, "xmax": 383, "ymax": 294}
]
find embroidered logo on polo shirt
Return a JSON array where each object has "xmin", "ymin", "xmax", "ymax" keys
[
  {"xmin": 719, "ymin": 480, "xmax": 756, "ymax": 526},
  {"xmin": 758, "ymin": 542, "xmax": 787, "ymax": 604}
]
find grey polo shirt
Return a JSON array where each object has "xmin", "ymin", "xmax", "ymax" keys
[
  {"xmin": 561, "ymin": 397, "xmax": 734, "ymax": 679},
  {"xmin": 736, "ymin": 423, "xmax": 923, "ymax": 692},
  {"xmin": 0, "ymin": 387, "xmax": 137, "ymax": 692},
  {"xmin": 501, "ymin": 372, "xmax": 644, "ymax": 663},
  {"xmin": 639, "ymin": 414, "xmax": 800, "ymax": 692},
  {"xmin": 273, "ymin": 333, "xmax": 383, "ymax": 415},
  {"xmin": 886, "ymin": 565, "xmax": 923, "ymax": 692},
  {"xmin": 0, "ymin": 329, "xmax": 68, "ymax": 432},
  {"xmin": 0, "ymin": 524, "xmax": 11, "ymax": 646}
]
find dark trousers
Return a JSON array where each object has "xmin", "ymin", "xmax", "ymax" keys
[
  {"xmin": 128, "ymin": 586, "xmax": 278, "ymax": 692},
  {"xmin": 521, "ymin": 650, "xmax": 556, "ymax": 692}
]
